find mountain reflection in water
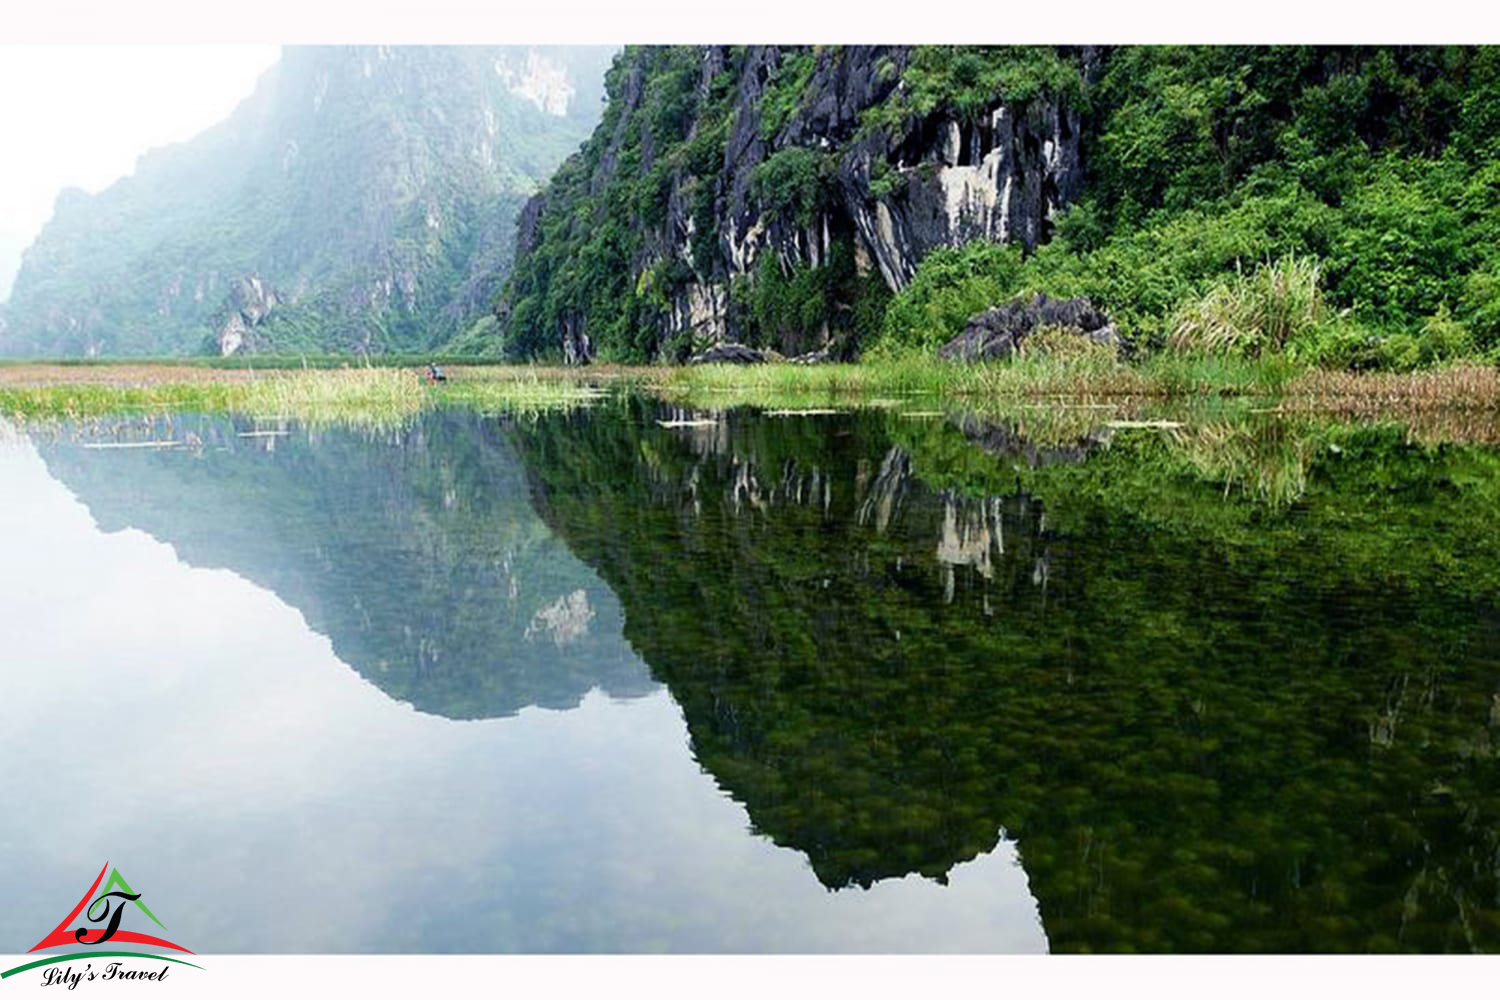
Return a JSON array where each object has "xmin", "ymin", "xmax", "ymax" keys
[{"xmin": 11, "ymin": 398, "xmax": 1500, "ymax": 953}]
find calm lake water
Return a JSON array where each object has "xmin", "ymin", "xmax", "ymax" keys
[{"xmin": 2, "ymin": 399, "xmax": 1498, "ymax": 953}]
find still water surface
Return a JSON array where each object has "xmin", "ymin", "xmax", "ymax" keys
[{"xmin": 1, "ymin": 400, "xmax": 1497, "ymax": 952}]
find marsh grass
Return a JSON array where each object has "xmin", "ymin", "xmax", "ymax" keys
[
  {"xmin": 8, "ymin": 360, "xmax": 1500, "ymax": 515},
  {"xmin": 1017, "ymin": 325, "xmax": 1121, "ymax": 364},
  {"xmin": 0, "ymin": 383, "xmax": 245, "ymax": 421},
  {"xmin": 1168, "ymin": 257, "xmax": 1326, "ymax": 357},
  {"xmin": 446, "ymin": 369, "xmax": 615, "ymax": 418},
  {"xmin": 236, "ymin": 367, "xmax": 425, "ymax": 428},
  {"xmin": 2, "ymin": 354, "xmax": 1497, "ymax": 430},
  {"xmin": 0, "ymin": 365, "xmax": 624, "ymax": 427},
  {"xmin": 1285, "ymin": 364, "xmax": 1500, "ymax": 410},
  {"xmin": 652, "ymin": 354, "xmax": 1161, "ymax": 412}
]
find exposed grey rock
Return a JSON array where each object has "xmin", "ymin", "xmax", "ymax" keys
[
  {"xmin": 514, "ymin": 192, "xmax": 548, "ymax": 259},
  {"xmin": 560, "ymin": 314, "xmax": 592, "ymax": 365},
  {"xmin": 840, "ymin": 96, "xmax": 1084, "ymax": 291},
  {"xmin": 937, "ymin": 294, "xmax": 1123, "ymax": 363},
  {"xmin": 687, "ymin": 343, "xmax": 769, "ymax": 365},
  {"xmin": 667, "ymin": 281, "xmax": 728, "ymax": 344},
  {"xmin": 214, "ymin": 274, "xmax": 282, "ymax": 356},
  {"xmin": 787, "ymin": 347, "xmax": 835, "ymax": 364}
]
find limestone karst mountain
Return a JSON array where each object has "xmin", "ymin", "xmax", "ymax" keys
[
  {"xmin": 497, "ymin": 46, "xmax": 1500, "ymax": 365},
  {"xmin": 0, "ymin": 45, "xmax": 614, "ymax": 358}
]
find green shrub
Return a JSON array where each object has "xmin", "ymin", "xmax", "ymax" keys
[
  {"xmin": 1325, "ymin": 158, "xmax": 1470, "ymax": 325},
  {"xmin": 636, "ymin": 164, "xmax": 674, "ymax": 227},
  {"xmin": 749, "ymin": 255, "xmax": 827, "ymax": 349},
  {"xmin": 643, "ymin": 66, "xmax": 699, "ymax": 145},
  {"xmin": 1415, "ymin": 305, "xmax": 1475, "ymax": 365},
  {"xmin": 1296, "ymin": 306, "xmax": 1473, "ymax": 372},
  {"xmin": 759, "ymin": 51, "xmax": 817, "ymax": 141},
  {"xmin": 1371, "ymin": 333, "xmax": 1423, "ymax": 372},
  {"xmin": 876, "ymin": 242, "xmax": 1025, "ymax": 354},
  {"xmin": 1018, "ymin": 180, "xmax": 1341, "ymax": 345},
  {"xmin": 1051, "ymin": 198, "xmax": 1108, "ymax": 252},
  {"xmin": 1460, "ymin": 264, "xmax": 1500, "ymax": 348},
  {"xmin": 1282, "ymin": 314, "xmax": 1370, "ymax": 369},
  {"xmin": 751, "ymin": 148, "xmax": 829, "ymax": 225},
  {"xmin": 868, "ymin": 160, "xmax": 906, "ymax": 201},
  {"xmin": 861, "ymin": 46, "xmax": 1086, "ymax": 135}
]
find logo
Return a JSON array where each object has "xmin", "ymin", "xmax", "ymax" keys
[{"xmin": 2, "ymin": 863, "xmax": 202, "ymax": 986}]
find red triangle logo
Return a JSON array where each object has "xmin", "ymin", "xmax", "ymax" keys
[{"xmin": 28, "ymin": 862, "xmax": 194, "ymax": 955}]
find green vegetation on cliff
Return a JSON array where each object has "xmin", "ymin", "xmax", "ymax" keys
[
  {"xmin": 881, "ymin": 47, "xmax": 1500, "ymax": 364},
  {"xmin": 501, "ymin": 45, "xmax": 1085, "ymax": 363},
  {"xmin": 501, "ymin": 45, "xmax": 1500, "ymax": 374},
  {"xmin": 501, "ymin": 47, "xmax": 745, "ymax": 363}
]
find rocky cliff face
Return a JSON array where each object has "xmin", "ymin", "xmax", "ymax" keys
[
  {"xmin": 0, "ymin": 46, "xmax": 615, "ymax": 358},
  {"xmin": 734, "ymin": 47, "xmax": 1086, "ymax": 288},
  {"xmin": 839, "ymin": 98, "xmax": 1085, "ymax": 288},
  {"xmin": 501, "ymin": 46, "xmax": 1095, "ymax": 362},
  {"xmin": 213, "ymin": 274, "xmax": 283, "ymax": 356}
]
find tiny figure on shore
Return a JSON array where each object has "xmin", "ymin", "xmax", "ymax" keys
[{"xmin": 425, "ymin": 362, "xmax": 447, "ymax": 384}]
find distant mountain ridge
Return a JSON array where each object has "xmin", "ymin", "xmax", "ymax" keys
[{"xmin": 0, "ymin": 45, "xmax": 615, "ymax": 358}]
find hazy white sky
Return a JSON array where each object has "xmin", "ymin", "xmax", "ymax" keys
[{"xmin": 0, "ymin": 45, "xmax": 281, "ymax": 299}]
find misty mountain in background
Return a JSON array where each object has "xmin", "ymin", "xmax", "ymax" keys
[{"xmin": 0, "ymin": 45, "xmax": 615, "ymax": 358}]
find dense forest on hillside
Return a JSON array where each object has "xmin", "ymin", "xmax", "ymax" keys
[{"xmin": 494, "ymin": 46, "xmax": 1500, "ymax": 370}]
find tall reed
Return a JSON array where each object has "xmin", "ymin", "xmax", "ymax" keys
[{"xmin": 1168, "ymin": 257, "xmax": 1325, "ymax": 357}]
